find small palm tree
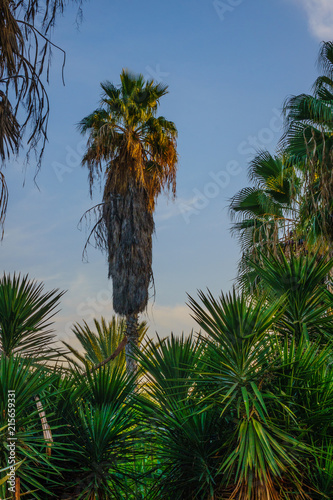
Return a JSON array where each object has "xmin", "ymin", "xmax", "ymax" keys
[
  {"xmin": 229, "ymin": 150, "xmax": 300, "ymax": 289},
  {"xmin": 78, "ymin": 70, "xmax": 178, "ymax": 373},
  {"xmin": 136, "ymin": 334, "xmax": 226, "ymax": 499},
  {"xmin": 0, "ymin": 273, "xmax": 65, "ymax": 498},
  {"xmin": 63, "ymin": 316, "xmax": 148, "ymax": 371},
  {"xmin": 0, "ymin": 356, "xmax": 63, "ymax": 499},
  {"xmin": 186, "ymin": 287, "xmax": 333, "ymax": 499},
  {"xmin": 248, "ymin": 249, "xmax": 333, "ymax": 342}
]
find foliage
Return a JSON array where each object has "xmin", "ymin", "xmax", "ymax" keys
[
  {"xmin": 136, "ymin": 334, "xmax": 226, "ymax": 500},
  {"xmin": 0, "ymin": 273, "xmax": 65, "ymax": 359},
  {"xmin": 78, "ymin": 69, "xmax": 178, "ymax": 373},
  {"xmin": 0, "ymin": 0, "xmax": 84, "ymax": 235},
  {"xmin": 281, "ymin": 41, "xmax": 333, "ymax": 246},
  {"xmin": 49, "ymin": 365, "xmax": 141, "ymax": 499},
  {"xmin": 0, "ymin": 356, "xmax": 65, "ymax": 499},
  {"xmin": 79, "ymin": 70, "xmax": 178, "ymax": 317},
  {"xmin": 2, "ymin": 259, "xmax": 333, "ymax": 499},
  {"xmin": 63, "ymin": 316, "xmax": 148, "ymax": 371},
  {"xmin": 4, "ymin": 41, "xmax": 333, "ymax": 500},
  {"xmin": 230, "ymin": 41, "xmax": 333, "ymax": 289}
]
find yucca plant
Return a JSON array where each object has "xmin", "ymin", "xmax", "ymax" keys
[
  {"xmin": 186, "ymin": 289, "xmax": 322, "ymax": 499},
  {"xmin": 0, "ymin": 274, "xmax": 67, "ymax": 499},
  {"xmin": 0, "ymin": 273, "xmax": 65, "ymax": 360},
  {"xmin": 247, "ymin": 249, "xmax": 333, "ymax": 343},
  {"xmin": 50, "ymin": 364, "xmax": 142, "ymax": 499},
  {"xmin": 0, "ymin": 356, "xmax": 65, "ymax": 499},
  {"xmin": 308, "ymin": 442, "xmax": 333, "ymax": 499},
  {"xmin": 63, "ymin": 316, "xmax": 148, "ymax": 372},
  {"xmin": 135, "ymin": 334, "xmax": 228, "ymax": 500}
]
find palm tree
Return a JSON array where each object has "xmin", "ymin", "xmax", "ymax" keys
[
  {"xmin": 0, "ymin": 356, "xmax": 64, "ymax": 499},
  {"xmin": 229, "ymin": 150, "xmax": 300, "ymax": 289},
  {"xmin": 249, "ymin": 248, "xmax": 333, "ymax": 342},
  {"xmin": 0, "ymin": 0, "xmax": 84, "ymax": 236},
  {"xmin": 185, "ymin": 286, "xmax": 333, "ymax": 499},
  {"xmin": 0, "ymin": 273, "xmax": 67, "ymax": 498},
  {"xmin": 282, "ymin": 41, "xmax": 333, "ymax": 247},
  {"xmin": 231, "ymin": 42, "xmax": 333, "ymax": 283},
  {"xmin": 50, "ymin": 364, "xmax": 141, "ymax": 499},
  {"xmin": 135, "ymin": 333, "xmax": 226, "ymax": 499},
  {"xmin": 78, "ymin": 70, "xmax": 178, "ymax": 373}
]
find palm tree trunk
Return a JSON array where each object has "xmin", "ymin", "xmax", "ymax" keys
[
  {"xmin": 34, "ymin": 396, "xmax": 53, "ymax": 456},
  {"xmin": 125, "ymin": 314, "xmax": 139, "ymax": 375}
]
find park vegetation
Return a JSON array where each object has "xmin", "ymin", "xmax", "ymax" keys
[{"xmin": 1, "ymin": 23, "xmax": 333, "ymax": 500}]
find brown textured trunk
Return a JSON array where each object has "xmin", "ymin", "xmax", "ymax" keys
[
  {"xmin": 15, "ymin": 477, "xmax": 20, "ymax": 499},
  {"xmin": 125, "ymin": 314, "xmax": 139, "ymax": 375}
]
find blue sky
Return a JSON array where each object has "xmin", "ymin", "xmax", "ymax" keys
[{"xmin": 2, "ymin": 0, "xmax": 332, "ymax": 347}]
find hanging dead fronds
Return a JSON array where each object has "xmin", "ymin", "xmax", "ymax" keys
[{"xmin": 0, "ymin": 0, "xmax": 84, "ymax": 235}]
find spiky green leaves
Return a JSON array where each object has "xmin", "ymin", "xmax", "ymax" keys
[
  {"xmin": 0, "ymin": 357, "xmax": 64, "ymax": 499},
  {"xmin": 0, "ymin": 273, "xmax": 65, "ymax": 359}
]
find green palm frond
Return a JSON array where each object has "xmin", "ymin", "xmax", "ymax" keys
[
  {"xmin": 230, "ymin": 151, "xmax": 299, "ymax": 269},
  {"xmin": 281, "ymin": 41, "xmax": 333, "ymax": 247},
  {"xmin": 186, "ymin": 289, "xmax": 317, "ymax": 499},
  {"xmin": 136, "ymin": 333, "xmax": 225, "ymax": 499}
]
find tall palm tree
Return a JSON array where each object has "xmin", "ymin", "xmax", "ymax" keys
[
  {"xmin": 78, "ymin": 70, "xmax": 178, "ymax": 373},
  {"xmin": 282, "ymin": 41, "xmax": 333, "ymax": 247},
  {"xmin": 231, "ymin": 42, "xmax": 333, "ymax": 284}
]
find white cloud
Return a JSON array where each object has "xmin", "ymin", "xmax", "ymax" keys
[
  {"xmin": 55, "ymin": 299, "xmax": 198, "ymax": 348},
  {"xmin": 144, "ymin": 303, "xmax": 198, "ymax": 339},
  {"xmin": 295, "ymin": 0, "xmax": 333, "ymax": 40}
]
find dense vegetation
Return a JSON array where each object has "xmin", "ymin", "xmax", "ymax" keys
[
  {"xmin": 1, "ymin": 253, "xmax": 333, "ymax": 499},
  {"xmin": 1, "ymin": 34, "xmax": 333, "ymax": 500}
]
